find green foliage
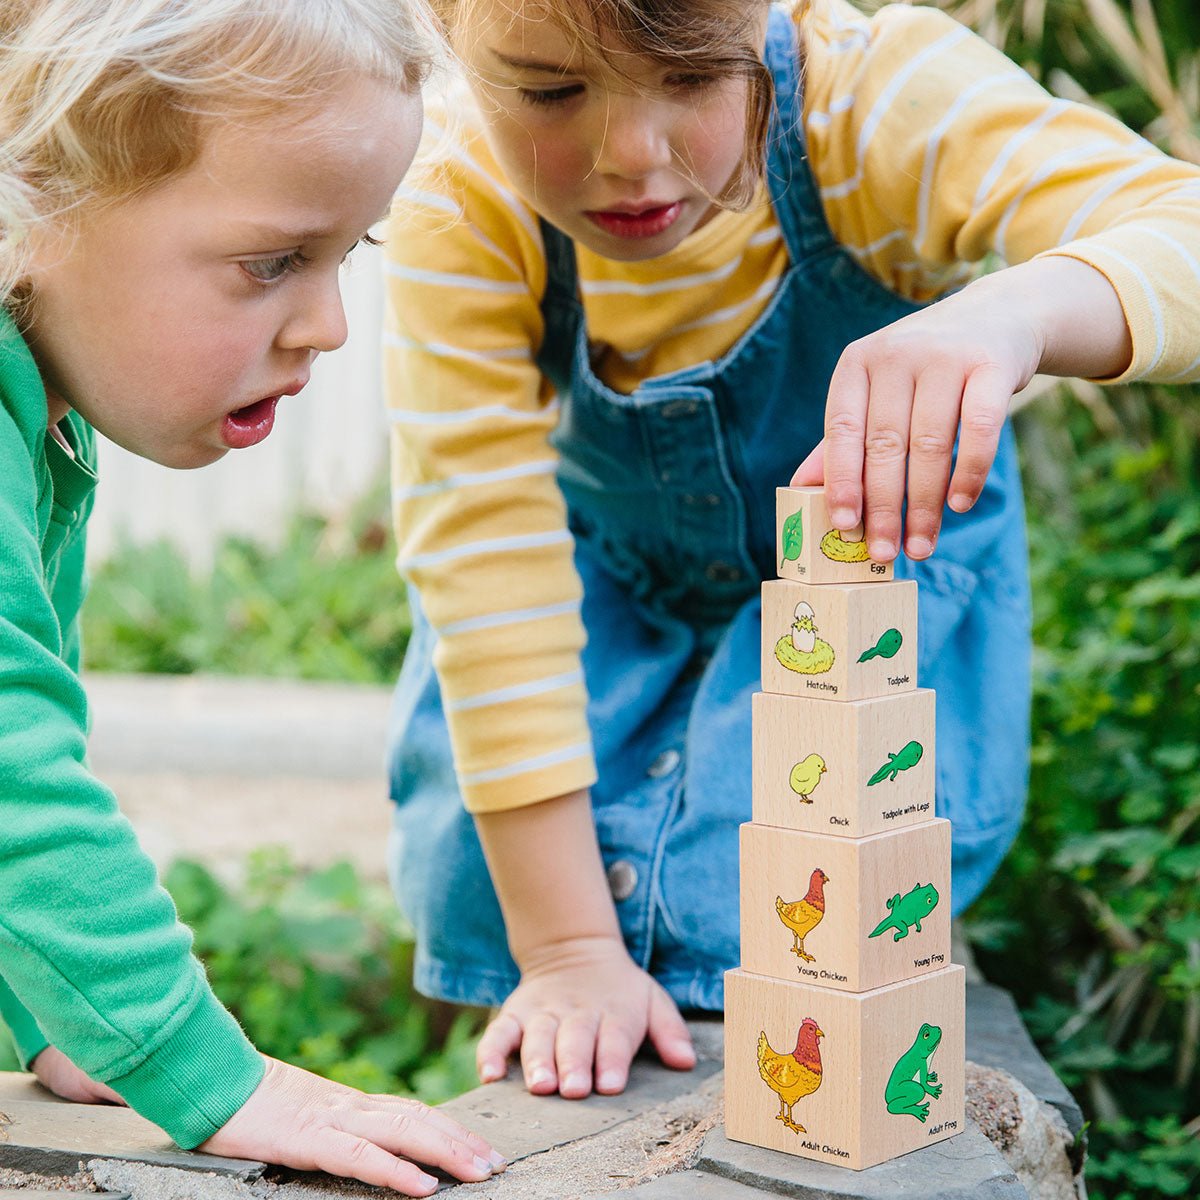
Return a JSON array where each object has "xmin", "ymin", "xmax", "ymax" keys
[
  {"xmin": 969, "ymin": 385, "xmax": 1200, "ymax": 1199},
  {"xmin": 164, "ymin": 850, "xmax": 481, "ymax": 1103},
  {"xmin": 82, "ymin": 492, "xmax": 409, "ymax": 684}
]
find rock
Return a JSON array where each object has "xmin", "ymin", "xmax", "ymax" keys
[{"xmin": 965, "ymin": 1063, "xmax": 1079, "ymax": 1200}]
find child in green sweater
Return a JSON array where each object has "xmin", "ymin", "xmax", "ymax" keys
[{"xmin": 0, "ymin": 0, "xmax": 502, "ymax": 1192}]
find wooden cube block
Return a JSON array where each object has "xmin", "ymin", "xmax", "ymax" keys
[
  {"xmin": 761, "ymin": 579, "xmax": 917, "ymax": 702},
  {"xmin": 752, "ymin": 689, "xmax": 935, "ymax": 837},
  {"xmin": 725, "ymin": 965, "xmax": 965, "ymax": 1170},
  {"xmin": 739, "ymin": 819, "xmax": 951, "ymax": 993},
  {"xmin": 776, "ymin": 487, "xmax": 894, "ymax": 585}
]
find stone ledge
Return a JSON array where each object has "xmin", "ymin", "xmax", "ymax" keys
[{"xmin": 0, "ymin": 983, "xmax": 1083, "ymax": 1199}]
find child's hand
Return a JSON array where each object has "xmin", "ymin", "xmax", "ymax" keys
[
  {"xmin": 792, "ymin": 258, "xmax": 1131, "ymax": 562},
  {"xmin": 476, "ymin": 934, "xmax": 696, "ymax": 1098},
  {"xmin": 30, "ymin": 1046, "xmax": 126, "ymax": 1105},
  {"xmin": 201, "ymin": 1055, "xmax": 505, "ymax": 1195},
  {"xmin": 792, "ymin": 274, "xmax": 1042, "ymax": 562}
]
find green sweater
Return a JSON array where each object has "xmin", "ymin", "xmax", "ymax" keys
[{"xmin": 0, "ymin": 311, "xmax": 264, "ymax": 1147}]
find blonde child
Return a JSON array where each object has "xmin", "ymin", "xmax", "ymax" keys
[
  {"xmin": 0, "ymin": 0, "xmax": 506, "ymax": 1192},
  {"xmin": 383, "ymin": 0, "xmax": 1200, "ymax": 1101}
]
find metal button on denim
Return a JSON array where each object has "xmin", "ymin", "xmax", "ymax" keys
[
  {"xmin": 660, "ymin": 399, "xmax": 699, "ymax": 419},
  {"xmin": 647, "ymin": 748, "xmax": 681, "ymax": 778},
  {"xmin": 705, "ymin": 561, "xmax": 742, "ymax": 582},
  {"xmin": 607, "ymin": 860, "xmax": 639, "ymax": 901}
]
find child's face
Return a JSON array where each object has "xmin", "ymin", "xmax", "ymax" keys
[
  {"xmin": 24, "ymin": 77, "xmax": 422, "ymax": 469},
  {"xmin": 458, "ymin": 0, "xmax": 768, "ymax": 262}
]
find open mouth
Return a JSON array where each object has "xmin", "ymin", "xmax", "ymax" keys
[
  {"xmin": 585, "ymin": 201, "xmax": 682, "ymax": 239},
  {"xmin": 222, "ymin": 396, "xmax": 278, "ymax": 449}
]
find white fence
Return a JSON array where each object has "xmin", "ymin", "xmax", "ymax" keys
[{"xmin": 86, "ymin": 257, "xmax": 388, "ymax": 568}]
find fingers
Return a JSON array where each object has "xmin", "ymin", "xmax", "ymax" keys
[
  {"xmin": 820, "ymin": 350, "xmax": 870, "ymax": 531},
  {"xmin": 477, "ymin": 1010, "xmax": 521, "ymax": 1084},
  {"xmin": 594, "ymin": 1015, "xmax": 638, "ymax": 1094},
  {"xmin": 553, "ymin": 1009, "xmax": 602, "ymax": 1099},
  {"xmin": 790, "ymin": 440, "xmax": 825, "ymax": 487},
  {"xmin": 860, "ymin": 356, "xmax": 914, "ymax": 563},
  {"xmin": 947, "ymin": 362, "xmax": 1009, "ymax": 515},
  {"xmin": 902, "ymin": 361, "xmax": 966, "ymax": 560},
  {"xmin": 519, "ymin": 1011, "xmax": 560, "ymax": 1094},
  {"xmin": 348, "ymin": 1100, "xmax": 502, "ymax": 1184},
  {"xmin": 311, "ymin": 1128, "xmax": 442, "ymax": 1196},
  {"xmin": 646, "ymin": 985, "xmax": 696, "ymax": 1072}
]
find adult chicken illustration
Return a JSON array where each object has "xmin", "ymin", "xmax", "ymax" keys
[
  {"xmin": 757, "ymin": 1017, "xmax": 825, "ymax": 1133},
  {"xmin": 776, "ymin": 867, "xmax": 829, "ymax": 962}
]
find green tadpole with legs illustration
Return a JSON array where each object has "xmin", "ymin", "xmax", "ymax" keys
[
  {"xmin": 885, "ymin": 1024, "xmax": 942, "ymax": 1122},
  {"xmin": 867, "ymin": 740, "xmax": 923, "ymax": 784},
  {"xmin": 779, "ymin": 510, "xmax": 804, "ymax": 570},
  {"xmin": 858, "ymin": 628, "xmax": 903, "ymax": 662}
]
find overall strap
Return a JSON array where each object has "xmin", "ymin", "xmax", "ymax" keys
[
  {"xmin": 535, "ymin": 219, "xmax": 582, "ymax": 395},
  {"xmin": 761, "ymin": 4, "xmax": 840, "ymax": 264}
]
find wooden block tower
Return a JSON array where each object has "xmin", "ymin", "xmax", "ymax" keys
[{"xmin": 724, "ymin": 486, "xmax": 965, "ymax": 1171}]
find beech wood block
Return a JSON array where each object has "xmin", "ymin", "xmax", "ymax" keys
[
  {"xmin": 752, "ymin": 688, "xmax": 935, "ymax": 837},
  {"xmin": 776, "ymin": 486, "xmax": 894, "ymax": 585},
  {"xmin": 724, "ymin": 964, "xmax": 965, "ymax": 1170},
  {"xmin": 739, "ymin": 819, "xmax": 951, "ymax": 994},
  {"xmin": 761, "ymin": 579, "xmax": 917, "ymax": 702}
]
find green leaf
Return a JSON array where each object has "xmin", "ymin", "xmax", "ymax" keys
[{"xmin": 779, "ymin": 510, "xmax": 803, "ymax": 564}]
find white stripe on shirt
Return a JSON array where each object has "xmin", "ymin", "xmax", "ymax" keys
[
  {"xmin": 458, "ymin": 740, "xmax": 593, "ymax": 786},
  {"xmin": 399, "ymin": 528, "xmax": 573, "ymax": 570},
  {"xmin": 393, "ymin": 459, "xmax": 558, "ymax": 501},
  {"xmin": 448, "ymin": 670, "xmax": 583, "ymax": 712},
  {"xmin": 389, "ymin": 400, "xmax": 559, "ymax": 427},
  {"xmin": 438, "ymin": 598, "xmax": 582, "ymax": 638}
]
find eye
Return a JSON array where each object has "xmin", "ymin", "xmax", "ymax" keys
[
  {"xmin": 519, "ymin": 83, "xmax": 584, "ymax": 107},
  {"xmin": 242, "ymin": 250, "xmax": 312, "ymax": 283}
]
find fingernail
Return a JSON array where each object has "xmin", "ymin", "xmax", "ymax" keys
[
  {"xmin": 417, "ymin": 1171, "xmax": 438, "ymax": 1191},
  {"xmin": 489, "ymin": 1150, "xmax": 509, "ymax": 1169},
  {"xmin": 868, "ymin": 539, "xmax": 895, "ymax": 561},
  {"xmin": 906, "ymin": 536, "xmax": 932, "ymax": 560},
  {"xmin": 948, "ymin": 492, "xmax": 971, "ymax": 512},
  {"xmin": 479, "ymin": 1062, "xmax": 502, "ymax": 1083},
  {"xmin": 598, "ymin": 1069, "xmax": 624, "ymax": 1091},
  {"xmin": 474, "ymin": 1155, "xmax": 494, "ymax": 1174},
  {"xmin": 562, "ymin": 1070, "xmax": 589, "ymax": 1093},
  {"xmin": 528, "ymin": 1067, "xmax": 554, "ymax": 1089},
  {"xmin": 831, "ymin": 506, "xmax": 856, "ymax": 528}
]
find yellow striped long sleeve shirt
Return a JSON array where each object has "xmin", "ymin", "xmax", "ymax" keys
[{"xmin": 385, "ymin": 0, "xmax": 1200, "ymax": 813}]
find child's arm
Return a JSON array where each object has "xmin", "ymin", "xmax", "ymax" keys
[
  {"xmin": 793, "ymin": 1, "xmax": 1200, "ymax": 556},
  {"xmin": 472, "ymin": 790, "xmax": 695, "ymax": 1097}
]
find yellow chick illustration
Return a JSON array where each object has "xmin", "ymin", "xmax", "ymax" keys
[{"xmin": 789, "ymin": 753, "xmax": 827, "ymax": 802}]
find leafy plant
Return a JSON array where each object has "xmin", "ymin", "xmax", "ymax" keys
[{"xmin": 82, "ymin": 484, "xmax": 410, "ymax": 684}]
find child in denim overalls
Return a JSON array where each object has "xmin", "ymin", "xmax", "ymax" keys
[{"xmin": 384, "ymin": 0, "xmax": 1200, "ymax": 1100}]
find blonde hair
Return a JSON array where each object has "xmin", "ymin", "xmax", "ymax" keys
[
  {"xmin": 433, "ymin": 0, "xmax": 775, "ymax": 209},
  {"xmin": 0, "ymin": 0, "xmax": 439, "ymax": 301}
]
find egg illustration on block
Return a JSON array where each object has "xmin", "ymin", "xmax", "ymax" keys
[{"xmin": 775, "ymin": 601, "xmax": 836, "ymax": 675}]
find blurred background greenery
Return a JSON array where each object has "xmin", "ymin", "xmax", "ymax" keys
[{"xmin": 3, "ymin": 1, "xmax": 1197, "ymax": 1196}]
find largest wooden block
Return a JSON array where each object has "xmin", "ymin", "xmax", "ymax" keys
[
  {"xmin": 725, "ymin": 965, "xmax": 965, "ymax": 1170},
  {"xmin": 776, "ymin": 486, "xmax": 894, "ymax": 585},
  {"xmin": 752, "ymin": 688, "xmax": 936, "ymax": 837},
  {"xmin": 739, "ymin": 819, "xmax": 951, "ymax": 993},
  {"xmin": 761, "ymin": 579, "xmax": 917, "ymax": 702}
]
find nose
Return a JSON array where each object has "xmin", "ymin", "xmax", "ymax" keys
[
  {"xmin": 279, "ymin": 271, "xmax": 348, "ymax": 355},
  {"xmin": 593, "ymin": 94, "xmax": 673, "ymax": 180}
]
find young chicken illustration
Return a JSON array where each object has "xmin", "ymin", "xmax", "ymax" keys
[
  {"xmin": 788, "ymin": 753, "xmax": 827, "ymax": 802},
  {"xmin": 775, "ymin": 867, "xmax": 829, "ymax": 961},
  {"xmin": 757, "ymin": 1017, "xmax": 824, "ymax": 1133}
]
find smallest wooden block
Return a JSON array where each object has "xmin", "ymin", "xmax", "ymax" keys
[
  {"xmin": 739, "ymin": 818, "xmax": 951, "ymax": 993},
  {"xmin": 725, "ymin": 964, "xmax": 965, "ymax": 1170},
  {"xmin": 776, "ymin": 487, "xmax": 894, "ymax": 585},
  {"xmin": 761, "ymin": 579, "xmax": 917, "ymax": 702}
]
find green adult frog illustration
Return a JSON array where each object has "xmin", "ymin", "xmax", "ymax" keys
[
  {"xmin": 868, "ymin": 882, "xmax": 939, "ymax": 941},
  {"xmin": 884, "ymin": 1023, "xmax": 942, "ymax": 1122}
]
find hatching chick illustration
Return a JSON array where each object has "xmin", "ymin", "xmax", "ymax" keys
[
  {"xmin": 788, "ymin": 753, "xmax": 827, "ymax": 802},
  {"xmin": 758, "ymin": 1018, "xmax": 824, "ymax": 1133},
  {"xmin": 775, "ymin": 867, "xmax": 829, "ymax": 962}
]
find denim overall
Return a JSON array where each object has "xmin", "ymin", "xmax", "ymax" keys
[{"xmin": 387, "ymin": 6, "xmax": 1032, "ymax": 1011}]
